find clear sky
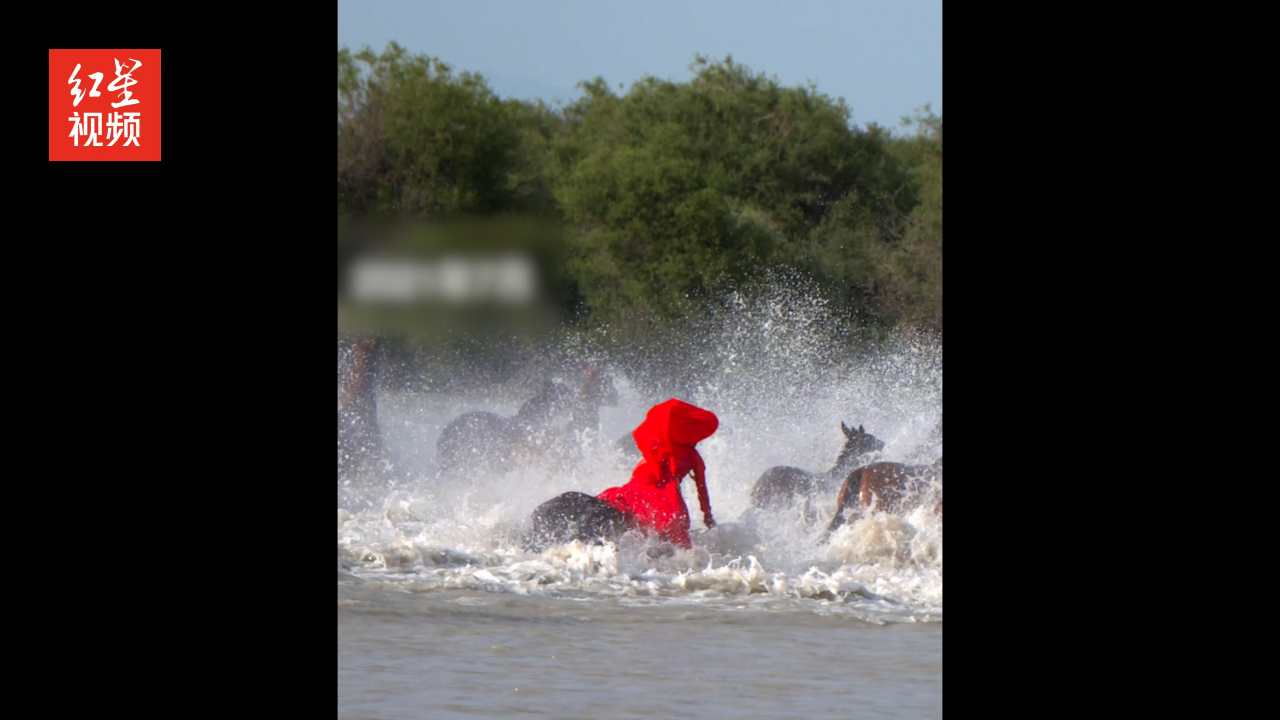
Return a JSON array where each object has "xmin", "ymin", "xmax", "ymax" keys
[{"xmin": 338, "ymin": 0, "xmax": 941, "ymax": 132}]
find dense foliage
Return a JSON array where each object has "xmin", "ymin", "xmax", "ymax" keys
[{"xmin": 339, "ymin": 43, "xmax": 941, "ymax": 361}]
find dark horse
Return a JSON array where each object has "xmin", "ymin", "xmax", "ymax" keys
[
  {"xmin": 823, "ymin": 458, "xmax": 943, "ymax": 539},
  {"xmin": 435, "ymin": 364, "xmax": 619, "ymax": 478},
  {"xmin": 339, "ymin": 338, "xmax": 384, "ymax": 484},
  {"xmin": 748, "ymin": 423, "xmax": 885, "ymax": 518},
  {"xmin": 522, "ymin": 491, "xmax": 629, "ymax": 552}
]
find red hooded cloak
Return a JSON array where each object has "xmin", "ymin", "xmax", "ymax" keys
[{"xmin": 597, "ymin": 399, "xmax": 719, "ymax": 548}]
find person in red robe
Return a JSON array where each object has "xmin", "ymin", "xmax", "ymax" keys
[{"xmin": 596, "ymin": 399, "xmax": 719, "ymax": 548}]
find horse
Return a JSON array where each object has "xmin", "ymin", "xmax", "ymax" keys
[
  {"xmin": 339, "ymin": 338, "xmax": 384, "ymax": 484},
  {"xmin": 434, "ymin": 379, "xmax": 571, "ymax": 478},
  {"xmin": 822, "ymin": 458, "xmax": 943, "ymax": 539},
  {"xmin": 748, "ymin": 423, "xmax": 885, "ymax": 519},
  {"xmin": 435, "ymin": 364, "xmax": 619, "ymax": 478},
  {"xmin": 522, "ymin": 491, "xmax": 629, "ymax": 552}
]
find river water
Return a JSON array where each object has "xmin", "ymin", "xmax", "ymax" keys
[{"xmin": 339, "ymin": 581, "xmax": 941, "ymax": 719}]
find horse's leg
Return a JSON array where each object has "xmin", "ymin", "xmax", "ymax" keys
[{"xmin": 822, "ymin": 468, "xmax": 865, "ymax": 540}]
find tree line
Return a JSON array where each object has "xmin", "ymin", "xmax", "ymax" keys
[{"xmin": 339, "ymin": 42, "xmax": 941, "ymax": 382}]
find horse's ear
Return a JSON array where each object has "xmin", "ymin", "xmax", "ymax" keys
[
  {"xmin": 859, "ymin": 425, "xmax": 864, "ymax": 434},
  {"xmin": 841, "ymin": 422, "xmax": 852, "ymax": 438}
]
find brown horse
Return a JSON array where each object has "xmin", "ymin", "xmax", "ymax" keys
[
  {"xmin": 823, "ymin": 458, "xmax": 943, "ymax": 538},
  {"xmin": 339, "ymin": 338, "xmax": 383, "ymax": 483},
  {"xmin": 749, "ymin": 423, "xmax": 885, "ymax": 519},
  {"xmin": 436, "ymin": 364, "xmax": 619, "ymax": 478}
]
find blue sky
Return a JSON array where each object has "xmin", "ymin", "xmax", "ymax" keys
[{"xmin": 338, "ymin": 0, "xmax": 941, "ymax": 132}]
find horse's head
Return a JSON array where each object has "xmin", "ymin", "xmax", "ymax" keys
[
  {"xmin": 579, "ymin": 363, "xmax": 620, "ymax": 407},
  {"xmin": 837, "ymin": 422, "xmax": 885, "ymax": 463}
]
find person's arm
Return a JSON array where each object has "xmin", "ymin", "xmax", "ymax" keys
[{"xmin": 693, "ymin": 456, "xmax": 715, "ymax": 529}]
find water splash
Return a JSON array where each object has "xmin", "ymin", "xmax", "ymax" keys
[{"xmin": 339, "ymin": 278, "xmax": 941, "ymax": 622}]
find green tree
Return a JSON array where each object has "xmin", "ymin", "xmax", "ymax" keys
[
  {"xmin": 338, "ymin": 43, "xmax": 551, "ymax": 218},
  {"xmin": 548, "ymin": 57, "xmax": 920, "ymax": 343},
  {"xmin": 338, "ymin": 46, "xmax": 943, "ymax": 361}
]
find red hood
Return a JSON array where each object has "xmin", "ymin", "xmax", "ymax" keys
[{"xmin": 632, "ymin": 398, "xmax": 719, "ymax": 475}]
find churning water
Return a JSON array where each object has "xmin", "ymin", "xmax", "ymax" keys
[{"xmin": 339, "ymin": 287, "xmax": 942, "ymax": 718}]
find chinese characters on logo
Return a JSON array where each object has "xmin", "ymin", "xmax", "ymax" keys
[
  {"xmin": 107, "ymin": 58, "xmax": 140, "ymax": 108},
  {"xmin": 67, "ymin": 111, "xmax": 140, "ymax": 146},
  {"xmin": 67, "ymin": 58, "xmax": 141, "ymax": 146},
  {"xmin": 67, "ymin": 64, "xmax": 102, "ymax": 107}
]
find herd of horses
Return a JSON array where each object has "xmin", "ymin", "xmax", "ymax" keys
[
  {"xmin": 338, "ymin": 342, "xmax": 941, "ymax": 553},
  {"xmin": 338, "ymin": 339, "xmax": 621, "ymax": 484}
]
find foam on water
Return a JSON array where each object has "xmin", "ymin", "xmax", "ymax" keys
[{"xmin": 340, "ymin": 284, "xmax": 941, "ymax": 624}]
